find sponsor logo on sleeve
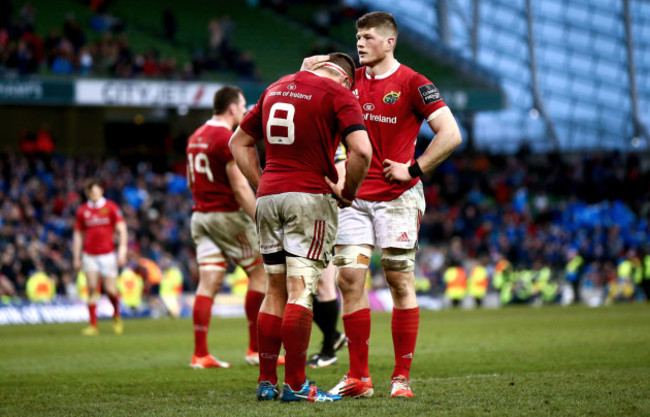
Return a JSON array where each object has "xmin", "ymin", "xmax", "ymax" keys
[
  {"xmin": 418, "ymin": 84, "xmax": 441, "ymax": 105},
  {"xmin": 383, "ymin": 91, "xmax": 401, "ymax": 104}
]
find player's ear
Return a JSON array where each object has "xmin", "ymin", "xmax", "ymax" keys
[{"xmin": 384, "ymin": 36, "xmax": 396, "ymax": 52}]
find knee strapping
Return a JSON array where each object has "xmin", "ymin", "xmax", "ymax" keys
[
  {"xmin": 286, "ymin": 256, "xmax": 325, "ymax": 309},
  {"xmin": 241, "ymin": 256, "xmax": 262, "ymax": 272},
  {"xmin": 381, "ymin": 248, "xmax": 416, "ymax": 272},
  {"xmin": 331, "ymin": 246, "xmax": 372, "ymax": 269},
  {"xmin": 264, "ymin": 263, "xmax": 287, "ymax": 274},
  {"xmin": 198, "ymin": 254, "xmax": 227, "ymax": 271}
]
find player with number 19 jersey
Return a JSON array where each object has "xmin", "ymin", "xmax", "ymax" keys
[
  {"xmin": 354, "ymin": 63, "xmax": 447, "ymax": 201},
  {"xmin": 239, "ymin": 71, "xmax": 366, "ymax": 197},
  {"xmin": 186, "ymin": 120, "xmax": 239, "ymax": 212}
]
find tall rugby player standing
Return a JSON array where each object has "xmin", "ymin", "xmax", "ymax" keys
[
  {"xmin": 305, "ymin": 11, "xmax": 462, "ymax": 398},
  {"xmin": 187, "ymin": 86, "xmax": 272, "ymax": 369},
  {"xmin": 73, "ymin": 178, "xmax": 128, "ymax": 335}
]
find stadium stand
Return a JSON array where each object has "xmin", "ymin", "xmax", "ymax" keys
[
  {"xmin": 0, "ymin": 0, "xmax": 262, "ymax": 80},
  {"xmin": 346, "ymin": 0, "xmax": 650, "ymax": 151}
]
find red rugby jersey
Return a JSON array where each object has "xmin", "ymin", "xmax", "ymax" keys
[
  {"xmin": 74, "ymin": 198, "xmax": 124, "ymax": 255},
  {"xmin": 186, "ymin": 120, "xmax": 239, "ymax": 212},
  {"xmin": 353, "ymin": 61, "xmax": 447, "ymax": 201},
  {"xmin": 240, "ymin": 71, "xmax": 365, "ymax": 197}
]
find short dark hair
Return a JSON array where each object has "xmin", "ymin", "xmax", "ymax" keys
[
  {"xmin": 356, "ymin": 11, "xmax": 398, "ymax": 39},
  {"xmin": 213, "ymin": 85, "xmax": 243, "ymax": 115},
  {"xmin": 327, "ymin": 52, "xmax": 356, "ymax": 85},
  {"xmin": 84, "ymin": 177, "xmax": 102, "ymax": 192}
]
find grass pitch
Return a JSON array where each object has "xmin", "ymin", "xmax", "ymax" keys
[{"xmin": 1, "ymin": 304, "xmax": 649, "ymax": 416}]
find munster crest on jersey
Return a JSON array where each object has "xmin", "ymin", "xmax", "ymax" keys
[{"xmin": 383, "ymin": 91, "xmax": 401, "ymax": 104}]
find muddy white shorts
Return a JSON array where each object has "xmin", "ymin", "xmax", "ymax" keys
[
  {"xmin": 336, "ymin": 181, "xmax": 425, "ymax": 249},
  {"xmin": 191, "ymin": 210, "xmax": 260, "ymax": 264},
  {"xmin": 82, "ymin": 252, "xmax": 118, "ymax": 278},
  {"xmin": 256, "ymin": 192, "xmax": 338, "ymax": 261}
]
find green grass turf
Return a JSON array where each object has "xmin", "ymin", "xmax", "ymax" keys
[{"xmin": 1, "ymin": 304, "xmax": 649, "ymax": 416}]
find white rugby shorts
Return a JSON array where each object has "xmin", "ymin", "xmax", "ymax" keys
[
  {"xmin": 256, "ymin": 192, "xmax": 338, "ymax": 261},
  {"xmin": 191, "ymin": 210, "xmax": 260, "ymax": 264},
  {"xmin": 336, "ymin": 181, "xmax": 425, "ymax": 249},
  {"xmin": 82, "ymin": 252, "xmax": 118, "ymax": 278}
]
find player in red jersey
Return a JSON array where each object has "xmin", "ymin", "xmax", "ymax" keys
[
  {"xmin": 230, "ymin": 52, "xmax": 372, "ymax": 402},
  {"xmin": 305, "ymin": 12, "xmax": 462, "ymax": 399},
  {"xmin": 73, "ymin": 178, "xmax": 128, "ymax": 336},
  {"xmin": 187, "ymin": 86, "xmax": 272, "ymax": 369}
]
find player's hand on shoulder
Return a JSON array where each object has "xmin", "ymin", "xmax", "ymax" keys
[
  {"xmin": 325, "ymin": 177, "xmax": 353, "ymax": 208},
  {"xmin": 383, "ymin": 159, "xmax": 412, "ymax": 184},
  {"xmin": 300, "ymin": 55, "xmax": 329, "ymax": 71}
]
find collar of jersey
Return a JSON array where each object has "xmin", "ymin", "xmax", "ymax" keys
[
  {"xmin": 88, "ymin": 197, "xmax": 106, "ymax": 209},
  {"xmin": 365, "ymin": 60, "xmax": 400, "ymax": 80},
  {"xmin": 205, "ymin": 119, "xmax": 230, "ymax": 129}
]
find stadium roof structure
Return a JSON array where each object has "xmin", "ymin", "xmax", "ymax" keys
[{"xmin": 348, "ymin": 0, "xmax": 650, "ymax": 152}]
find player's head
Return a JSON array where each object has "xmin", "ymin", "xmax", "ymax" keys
[
  {"xmin": 321, "ymin": 52, "xmax": 356, "ymax": 89},
  {"xmin": 355, "ymin": 12, "xmax": 398, "ymax": 66},
  {"xmin": 213, "ymin": 85, "xmax": 246, "ymax": 125},
  {"xmin": 84, "ymin": 177, "xmax": 103, "ymax": 202}
]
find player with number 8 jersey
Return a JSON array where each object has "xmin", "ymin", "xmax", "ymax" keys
[
  {"xmin": 242, "ymin": 77, "xmax": 364, "ymax": 198},
  {"xmin": 230, "ymin": 52, "xmax": 372, "ymax": 402}
]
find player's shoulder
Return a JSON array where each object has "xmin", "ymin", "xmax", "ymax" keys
[
  {"xmin": 193, "ymin": 122, "xmax": 231, "ymax": 142},
  {"xmin": 105, "ymin": 199, "xmax": 120, "ymax": 210},
  {"xmin": 396, "ymin": 64, "xmax": 430, "ymax": 85},
  {"xmin": 188, "ymin": 123, "xmax": 208, "ymax": 142},
  {"xmin": 296, "ymin": 71, "xmax": 339, "ymax": 93},
  {"xmin": 267, "ymin": 73, "xmax": 298, "ymax": 91},
  {"xmin": 76, "ymin": 202, "xmax": 89, "ymax": 213}
]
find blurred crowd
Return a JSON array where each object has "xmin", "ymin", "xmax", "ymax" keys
[
  {"xmin": 1, "ymin": 147, "xmax": 649, "ymax": 305},
  {"xmin": 0, "ymin": 0, "xmax": 258, "ymax": 80},
  {"xmin": 410, "ymin": 146, "xmax": 650, "ymax": 304},
  {"xmin": 0, "ymin": 152, "xmax": 197, "ymax": 301}
]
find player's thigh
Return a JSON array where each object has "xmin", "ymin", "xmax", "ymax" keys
[
  {"xmin": 281, "ymin": 193, "xmax": 338, "ymax": 261},
  {"xmin": 191, "ymin": 211, "xmax": 224, "ymax": 261},
  {"xmin": 317, "ymin": 261, "xmax": 338, "ymax": 301},
  {"xmin": 101, "ymin": 276, "xmax": 118, "ymax": 295},
  {"xmin": 336, "ymin": 199, "xmax": 375, "ymax": 247},
  {"xmin": 82, "ymin": 254, "xmax": 101, "ymax": 290},
  {"xmin": 206, "ymin": 210, "xmax": 260, "ymax": 264},
  {"xmin": 256, "ymin": 195, "xmax": 285, "ymax": 255},
  {"xmin": 84, "ymin": 270, "xmax": 101, "ymax": 292},
  {"xmin": 192, "ymin": 210, "xmax": 258, "ymax": 265},
  {"xmin": 97, "ymin": 253, "xmax": 118, "ymax": 280},
  {"xmin": 245, "ymin": 262, "xmax": 266, "ymax": 293},
  {"xmin": 374, "ymin": 182, "xmax": 425, "ymax": 250}
]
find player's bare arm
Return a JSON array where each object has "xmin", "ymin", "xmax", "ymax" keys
[
  {"xmin": 72, "ymin": 229, "xmax": 83, "ymax": 271},
  {"xmin": 300, "ymin": 55, "xmax": 330, "ymax": 71},
  {"xmin": 326, "ymin": 130, "xmax": 372, "ymax": 207},
  {"xmin": 116, "ymin": 221, "xmax": 128, "ymax": 267},
  {"xmin": 226, "ymin": 160, "xmax": 257, "ymax": 219},
  {"xmin": 229, "ymin": 127, "xmax": 263, "ymax": 190},
  {"xmin": 383, "ymin": 108, "xmax": 461, "ymax": 183}
]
